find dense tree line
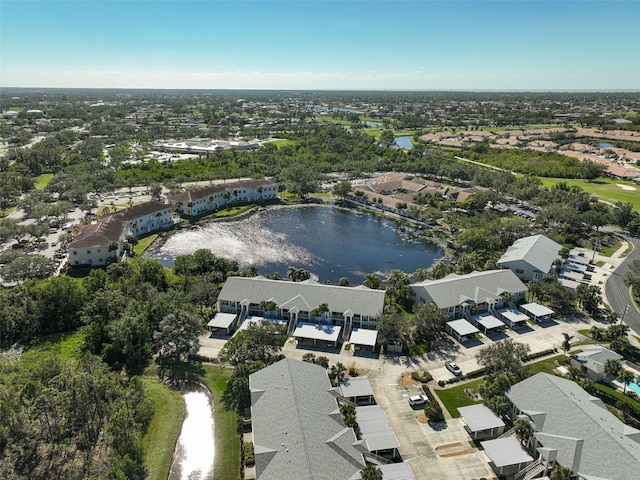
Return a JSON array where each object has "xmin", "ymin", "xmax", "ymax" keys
[{"xmin": 0, "ymin": 353, "xmax": 151, "ymax": 480}]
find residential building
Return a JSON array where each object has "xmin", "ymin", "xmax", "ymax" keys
[
  {"xmin": 249, "ymin": 359, "xmax": 366, "ymax": 480},
  {"xmin": 570, "ymin": 345, "xmax": 623, "ymax": 382},
  {"xmin": 167, "ymin": 178, "xmax": 278, "ymax": 217},
  {"xmin": 217, "ymin": 276, "xmax": 385, "ymax": 341},
  {"xmin": 505, "ymin": 372, "xmax": 640, "ymax": 480},
  {"xmin": 68, "ymin": 201, "xmax": 174, "ymax": 267},
  {"xmin": 410, "ymin": 270, "xmax": 528, "ymax": 319},
  {"xmin": 497, "ymin": 234, "xmax": 562, "ymax": 283}
]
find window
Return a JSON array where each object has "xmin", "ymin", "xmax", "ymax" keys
[
  {"xmin": 87, "ymin": 250, "xmax": 91, "ymax": 254},
  {"xmin": 73, "ymin": 251, "xmax": 77, "ymax": 255},
  {"xmin": 75, "ymin": 261, "xmax": 79, "ymax": 265},
  {"xmin": 515, "ymin": 268, "xmax": 524, "ymax": 274},
  {"xmin": 97, "ymin": 248, "xmax": 101, "ymax": 253}
]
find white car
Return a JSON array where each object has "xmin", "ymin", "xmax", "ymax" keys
[
  {"xmin": 446, "ymin": 362, "xmax": 462, "ymax": 376},
  {"xmin": 408, "ymin": 394, "xmax": 429, "ymax": 406}
]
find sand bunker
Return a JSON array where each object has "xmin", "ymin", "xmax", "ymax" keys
[{"xmin": 616, "ymin": 184, "xmax": 637, "ymax": 191}]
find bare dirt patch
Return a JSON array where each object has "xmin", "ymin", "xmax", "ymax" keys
[
  {"xmin": 399, "ymin": 374, "xmax": 420, "ymax": 387},
  {"xmin": 435, "ymin": 441, "xmax": 476, "ymax": 457}
]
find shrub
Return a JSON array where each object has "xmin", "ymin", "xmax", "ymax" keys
[
  {"xmin": 243, "ymin": 442, "xmax": 255, "ymax": 467},
  {"xmin": 348, "ymin": 367, "xmax": 359, "ymax": 377},
  {"xmin": 438, "ymin": 380, "xmax": 446, "ymax": 387},
  {"xmin": 424, "ymin": 400, "xmax": 445, "ymax": 422},
  {"xmin": 411, "ymin": 371, "xmax": 433, "ymax": 383}
]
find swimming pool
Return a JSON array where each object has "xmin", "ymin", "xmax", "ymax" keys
[{"xmin": 616, "ymin": 374, "xmax": 640, "ymax": 395}]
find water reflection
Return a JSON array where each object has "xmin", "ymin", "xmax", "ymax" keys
[
  {"xmin": 168, "ymin": 387, "xmax": 214, "ymax": 480},
  {"xmin": 149, "ymin": 205, "xmax": 442, "ymax": 283}
]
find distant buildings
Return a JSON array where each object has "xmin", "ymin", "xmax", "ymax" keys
[
  {"xmin": 68, "ymin": 201, "xmax": 174, "ymax": 267},
  {"xmin": 168, "ymin": 178, "xmax": 278, "ymax": 217}
]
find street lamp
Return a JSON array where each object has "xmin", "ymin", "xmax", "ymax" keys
[{"xmin": 621, "ymin": 304, "xmax": 630, "ymax": 324}]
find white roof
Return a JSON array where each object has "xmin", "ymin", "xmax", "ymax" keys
[
  {"xmin": 473, "ymin": 312, "xmax": 504, "ymax": 330},
  {"xmin": 236, "ymin": 316, "xmax": 286, "ymax": 332},
  {"xmin": 349, "ymin": 328, "xmax": 378, "ymax": 346},
  {"xmin": 480, "ymin": 437, "xmax": 533, "ymax": 467},
  {"xmin": 446, "ymin": 319, "xmax": 479, "ymax": 336},
  {"xmin": 207, "ymin": 312, "xmax": 236, "ymax": 329},
  {"xmin": 293, "ymin": 322, "xmax": 341, "ymax": 342},
  {"xmin": 497, "ymin": 308, "xmax": 529, "ymax": 323},
  {"xmin": 560, "ymin": 270, "xmax": 585, "ymax": 281},
  {"xmin": 339, "ymin": 376, "xmax": 374, "ymax": 399},
  {"xmin": 458, "ymin": 404, "xmax": 505, "ymax": 433},
  {"xmin": 521, "ymin": 302, "xmax": 555, "ymax": 317},
  {"xmin": 355, "ymin": 405, "xmax": 400, "ymax": 452}
]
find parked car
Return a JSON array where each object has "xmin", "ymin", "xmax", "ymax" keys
[
  {"xmin": 408, "ymin": 395, "xmax": 429, "ymax": 406},
  {"xmin": 446, "ymin": 362, "xmax": 462, "ymax": 376}
]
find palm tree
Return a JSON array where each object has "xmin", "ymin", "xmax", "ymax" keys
[
  {"xmin": 360, "ymin": 464, "xmax": 383, "ymax": 480},
  {"xmin": 550, "ymin": 466, "xmax": 572, "ymax": 480},
  {"xmin": 604, "ymin": 358, "xmax": 622, "ymax": 382},
  {"xmin": 589, "ymin": 325, "xmax": 602, "ymax": 344},
  {"xmin": 413, "ymin": 267, "xmax": 430, "ymax": 282},
  {"xmin": 514, "ymin": 418, "xmax": 533, "ymax": 447},
  {"xmin": 363, "ymin": 273, "xmax": 381, "ymax": 289},
  {"xmin": 562, "ymin": 332, "xmax": 574, "ymax": 356},
  {"xmin": 619, "ymin": 369, "xmax": 636, "ymax": 394}
]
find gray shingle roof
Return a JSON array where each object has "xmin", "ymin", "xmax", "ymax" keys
[
  {"xmin": 250, "ymin": 359, "xmax": 365, "ymax": 480},
  {"xmin": 219, "ymin": 277, "xmax": 385, "ymax": 319},
  {"xmin": 571, "ymin": 345, "xmax": 623, "ymax": 374},
  {"xmin": 411, "ymin": 270, "xmax": 527, "ymax": 310},
  {"xmin": 506, "ymin": 373, "xmax": 640, "ymax": 480},
  {"xmin": 497, "ymin": 234, "xmax": 562, "ymax": 274}
]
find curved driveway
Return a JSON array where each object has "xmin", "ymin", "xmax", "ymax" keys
[{"xmin": 605, "ymin": 236, "xmax": 640, "ymax": 335}]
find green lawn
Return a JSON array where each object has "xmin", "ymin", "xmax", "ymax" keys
[
  {"xmin": 202, "ymin": 365, "xmax": 241, "ymax": 480},
  {"xmin": 435, "ymin": 354, "xmax": 565, "ymax": 418},
  {"xmin": 537, "ymin": 177, "xmax": 640, "ymax": 210},
  {"xmin": 142, "ymin": 378, "xmax": 186, "ymax": 480},
  {"xmin": 134, "ymin": 234, "xmax": 158, "ymax": 255},
  {"xmin": 600, "ymin": 241, "xmax": 622, "ymax": 257},
  {"xmin": 264, "ymin": 139, "xmax": 296, "ymax": 149},
  {"xmin": 434, "ymin": 378, "xmax": 484, "ymax": 418},
  {"xmin": 214, "ymin": 205, "xmax": 254, "ymax": 218},
  {"xmin": 34, "ymin": 173, "xmax": 54, "ymax": 190},
  {"xmin": 22, "ymin": 331, "xmax": 86, "ymax": 361}
]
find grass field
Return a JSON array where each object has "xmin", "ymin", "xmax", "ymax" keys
[
  {"xmin": 134, "ymin": 233, "xmax": 159, "ymax": 255},
  {"xmin": 537, "ymin": 177, "xmax": 640, "ymax": 210},
  {"xmin": 434, "ymin": 379, "xmax": 484, "ymax": 418},
  {"xmin": 600, "ymin": 241, "xmax": 622, "ymax": 257},
  {"xmin": 202, "ymin": 365, "xmax": 241, "ymax": 480},
  {"xmin": 142, "ymin": 378, "xmax": 186, "ymax": 480},
  {"xmin": 22, "ymin": 330, "xmax": 86, "ymax": 361},
  {"xmin": 264, "ymin": 139, "xmax": 296, "ymax": 149},
  {"xmin": 34, "ymin": 173, "xmax": 54, "ymax": 190}
]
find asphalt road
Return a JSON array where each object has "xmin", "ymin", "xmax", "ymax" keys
[{"xmin": 605, "ymin": 235, "xmax": 640, "ymax": 335}]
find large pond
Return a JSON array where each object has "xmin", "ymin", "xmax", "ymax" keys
[
  {"xmin": 168, "ymin": 387, "xmax": 215, "ymax": 480},
  {"xmin": 149, "ymin": 205, "xmax": 443, "ymax": 283}
]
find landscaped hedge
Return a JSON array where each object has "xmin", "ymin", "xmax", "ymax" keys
[
  {"xmin": 412, "ymin": 371, "xmax": 433, "ymax": 383},
  {"xmin": 594, "ymin": 382, "xmax": 640, "ymax": 426}
]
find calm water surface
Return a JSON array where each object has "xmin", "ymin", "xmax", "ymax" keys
[
  {"xmin": 394, "ymin": 136, "xmax": 414, "ymax": 149},
  {"xmin": 168, "ymin": 388, "xmax": 214, "ymax": 480},
  {"xmin": 149, "ymin": 206, "xmax": 442, "ymax": 283}
]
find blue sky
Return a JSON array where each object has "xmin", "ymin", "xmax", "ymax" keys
[{"xmin": 1, "ymin": 0, "xmax": 639, "ymax": 90}]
